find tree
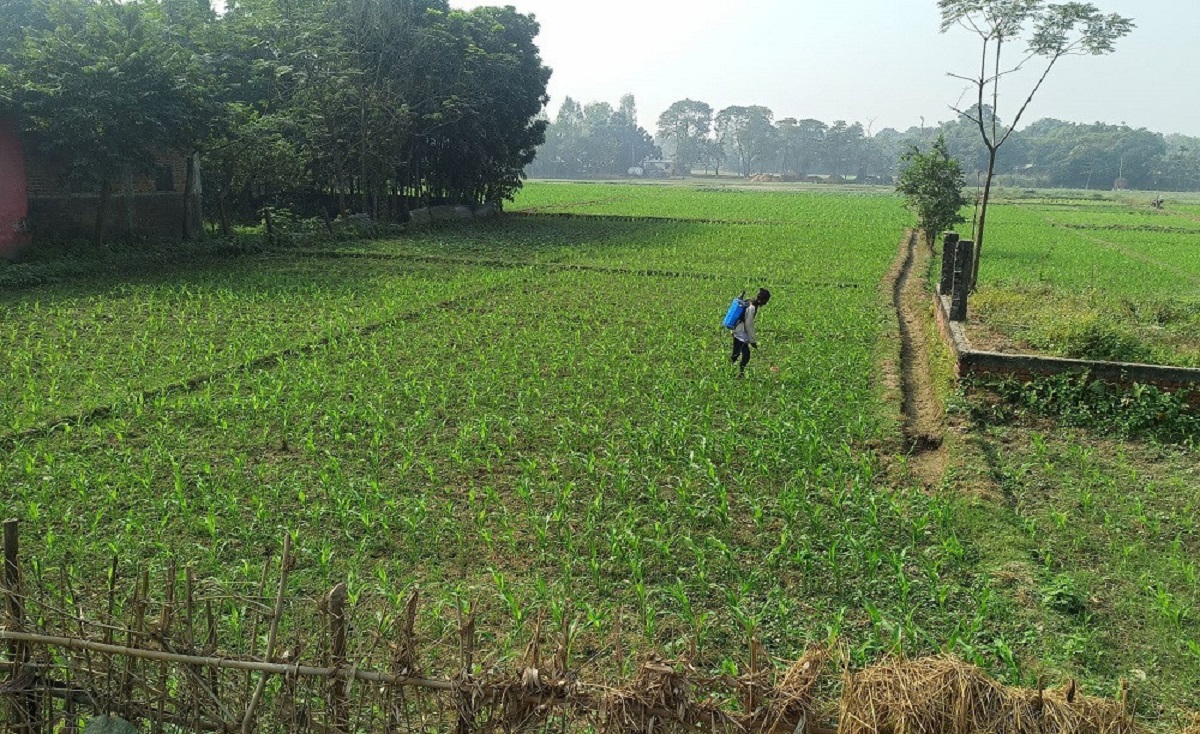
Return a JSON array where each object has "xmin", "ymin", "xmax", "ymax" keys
[
  {"xmin": 5, "ymin": 0, "xmax": 219, "ymax": 244},
  {"xmin": 656, "ymin": 99, "xmax": 712, "ymax": 176},
  {"xmin": 787, "ymin": 119, "xmax": 828, "ymax": 177},
  {"xmin": 824, "ymin": 121, "xmax": 865, "ymax": 179},
  {"xmin": 530, "ymin": 94, "xmax": 657, "ymax": 178},
  {"xmin": 939, "ymin": 0, "xmax": 1134, "ymax": 287},
  {"xmin": 715, "ymin": 105, "xmax": 776, "ymax": 177},
  {"xmin": 896, "ymin": 135, "xmax": 968, "ymax": 247}
]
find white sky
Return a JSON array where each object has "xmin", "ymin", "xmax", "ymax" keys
[{"xmin": 448, "ymin": 0, "xmax": 1200, "ymax": 138}]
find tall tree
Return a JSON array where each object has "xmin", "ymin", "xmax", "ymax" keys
[
  {"xmin": 5, "ymin": 0, "xmax": 219, "ymax": 244},
  {"xmin": 715, "ymin": 105, "xmax": 776, "ymax": 177},
  {"xmin": 656, "ymin": 99, "xmax": 712, "ymax": 177},
  {"xmin": 939, "ymin": 0, "xmax": 1134, "ymax": 288}
]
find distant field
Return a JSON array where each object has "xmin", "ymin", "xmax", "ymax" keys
[
  {"xmin": 967, "ymin": 194, "xmax": 1200, "ymax": 366},
  {"xmin": 3, "ymin": 182, "xmax": 1200, "ymax": 723}
]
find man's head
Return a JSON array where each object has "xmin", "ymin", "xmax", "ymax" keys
[{"xmin": 756, "ymin": 288, "xmax": 771, "ymax": 306}]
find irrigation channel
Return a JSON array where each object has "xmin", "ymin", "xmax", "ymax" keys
[{"xmin": 890, "ymin": 231, "xmax": 947, "ymax": 488}]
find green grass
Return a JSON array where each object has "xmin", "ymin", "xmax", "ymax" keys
[
  {"xmin": 955, "ymin": 414, "xmax": 1200, "ymax": 724},
  {"xmin": 7, "ymin": 188, "xmax": 975, "ymax": 672}
]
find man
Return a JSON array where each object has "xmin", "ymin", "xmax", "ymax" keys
[{"xmin": 731, "ymin": 288, "xmax": 771, "ymax": 378}]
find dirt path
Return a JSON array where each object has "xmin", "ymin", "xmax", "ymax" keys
[{"xmin": 890, "ymin": 231, "xmax": 947, "ymax": 488}]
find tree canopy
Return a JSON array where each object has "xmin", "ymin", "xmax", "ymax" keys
[
  {"xmin": 897, "ymin": 135, "xmax": 968, "ymax": 246},
  {"xmin": 0, "ymin": 0, "xmax": 551, "ymax": 231}
]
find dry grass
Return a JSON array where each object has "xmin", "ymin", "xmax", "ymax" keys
[{"xmin": 839, "ymin": 656, "xmax": 1136, "ymax": 734}]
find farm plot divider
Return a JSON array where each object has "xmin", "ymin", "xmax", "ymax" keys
[
  {"xmin": 933, "ymin": 234, "xmax": 1200, "ymax": 402},
  {"xmin": 0, "ymin": 520, "xmax": 1164, "ymax": 734}
]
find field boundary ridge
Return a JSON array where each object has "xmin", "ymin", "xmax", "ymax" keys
[
  {"xmin": 510, "ymin": 210, "xmax": 832, "ymax": 227},
  {"xmin": 277, "ymin": 248, "xmax": 864, "ymax": 290},
  {"xmin": 934, "ymin": 293, "xmax": 1200, "ymax": 403}
]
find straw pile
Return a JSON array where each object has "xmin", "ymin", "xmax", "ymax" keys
[{"xmin": 839, "ymin": 656, "xmax": 1138, "ymax": 734}]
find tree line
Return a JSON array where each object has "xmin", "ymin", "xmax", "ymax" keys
[
  {"xmin": 530, "ymin": 96, "xmax": 1200, "ymax": 193},
  {"xmin": 0, "ymin": 0, "xmax": 551, "ymax": 233}
]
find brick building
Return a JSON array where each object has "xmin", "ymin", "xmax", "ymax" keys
[
  {"xmin": 0, "ymin": 117, "xmax": 202, "ymax": 251},
  {"xmin": 0, "ymin": 119, "xmax": 31, "ymax": 257}
]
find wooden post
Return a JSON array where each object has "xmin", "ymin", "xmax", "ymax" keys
[
  {"xmin": 950, "ymin": 240, "xmax": 975, "ymax": 322},
  {"xmin": 242, "ymin": 535, "xmax": 292, "ymax": 733},
  {"xmin": 5, "ymin": 519, "xmax": 35, "ymax": 734},
  {"xmin": 939, "ymin": 232, "xmax": 960, "ymax": 295},
  {"xmin": 744, "ymin": 636, "xmax": 760, "ymax": 716},
  {"xmin": 328, "ymin": 583, "xmax": 349, "ymax": 734},
  {"xmin": 456, "ymin": 605, "xmax": 476, "ymax": 734}
]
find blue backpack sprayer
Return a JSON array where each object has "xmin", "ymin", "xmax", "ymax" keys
[{"xmin": 722, "ymin": 291, "xmax": 747, "ymax": 330}]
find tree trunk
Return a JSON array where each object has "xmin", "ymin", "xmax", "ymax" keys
[
  {"xmin": 219, "ymin": 193, "xmax": 231, "ymax": 237},
  {"xmin": 94, "ymin": 179, "xmax": 111, "ymax": 247},
  {"xmin": 181, "ymin": 153, "xmax": 196, "ymax": 240},
  {"xmin": 971, "ymin": 146, "xmax": 998, "ymax": 290},
  {"xmin": 122, "ymin": 171, "xmax": 135, "ymax": 235}
]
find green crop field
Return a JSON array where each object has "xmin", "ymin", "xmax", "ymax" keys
[
  {"xmin": 967, "ymin": 193, "xmax": 1200, "ymax": 366},
  {"xmin": 3, "ymin": 182, "xmax": 1200, "ymax": 724}
]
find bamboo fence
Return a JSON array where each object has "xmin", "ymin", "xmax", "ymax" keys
[{"xmin": 0, "ymin": 520, "xmax": 1165, "ymax": 734}]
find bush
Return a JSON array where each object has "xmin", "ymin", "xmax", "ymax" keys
[
  {"xmin": 1043, "ymin": 313, "xmax": 1150, "ymax": 363},
  {"xmin": 967, "ymin": 373, "xmax": 1199, "ymax": 444}
]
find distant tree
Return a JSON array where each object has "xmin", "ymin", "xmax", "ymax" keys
[
  {"xmin": 699, "ymin": 138, "xmax": 727, "ymax": 176},
  {"xmin": 715, "ymin": 105, "xmax": 776, "ymax": 177},
  {"xmin": 789, "ymin": 119, "xmax": 828, "ymax": 176},
  {"xmin": 531, "ymin": 94, "xmax": 657, "ymax": 178},
  {"xmin": 896, "ymin": 135, "xmax": 968, "ymax": 246},
  {"xmin": 1157, "ymin": 138, "xmax": 1200, "ymax": 192},
  {"xmin": 939, "ymin": 0, "xmax": 1135, "ymax": 288},
  {"xmin": 824, "ymin": 121, "xmax": 865, "ymax": 179},
  {"xmin": 656, "ymin": 99, "xmax": 712, "ymax": 176},
  {"xmin": 614, "ymin": 94, "xmax": 657, "ymax": 170}
]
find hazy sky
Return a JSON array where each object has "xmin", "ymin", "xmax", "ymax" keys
[{"xmin": 448, "ymin": 0, "xmax": 1199, "ymax": 138}]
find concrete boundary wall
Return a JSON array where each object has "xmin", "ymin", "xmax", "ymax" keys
[{"xmin": 933, "ymin": 294, "xmax": 1200, "ymax": 402}]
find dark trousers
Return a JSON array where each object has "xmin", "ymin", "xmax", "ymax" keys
[{"xmin": 731, "ymin": 337, "xmax": 751, "ymax": 369}]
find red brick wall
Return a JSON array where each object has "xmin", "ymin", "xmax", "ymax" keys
[
  {"xmin": 0, "ymin": 119, "xmax": 31, "ymax": 256},
  {"xmin": 20, "ymin": 137, "xmax": 189, "ymax": 196},
  {"xmin": 17, "ymin": 135, "xmax": 199, "ymax": 241}
]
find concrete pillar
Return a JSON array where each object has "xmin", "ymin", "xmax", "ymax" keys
[
  {"xmin": 939, "ymin": 232, "xmax": 960, "ymax": 295},
  {"xmin": 950, "ymin": 240, "xmax": 975, "ymax": 322}
]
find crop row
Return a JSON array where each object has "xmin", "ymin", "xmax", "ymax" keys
[
  {"xmin": 0, "ymin": 259, "xmax": 523, "ymax": 433},
  {"xmin": 1, "ymin": 258, "xmax": 1008, "ymax": 669}
]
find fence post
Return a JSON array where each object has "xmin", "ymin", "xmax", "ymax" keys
[
  {"xmin": 456, "ymin": 607, "xmax": 476, "ymax": 734},
  {"xmin": 328, "ymin": 583, "xmax": 349, "ymax": 734},
  {"xmin": 939, "ymin": 232, "xmax": 960, "ymax": 295},
  {"xmin": 950, "ymin": 240, "xmax": 975, "ymax": 322},
  {"xmin": 5, "ymin": 519, "xmax": 36, "ymax": 734}
]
